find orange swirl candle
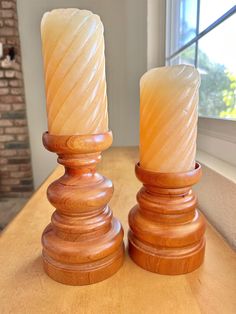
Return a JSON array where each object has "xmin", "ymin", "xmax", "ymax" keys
[
  {"xmin": 140, "ymin": 65, "xmax": 200, "ymax": 172},
  {"xmin": 41, "ymin": 8, "xmax": 108, "ymax": 135}
]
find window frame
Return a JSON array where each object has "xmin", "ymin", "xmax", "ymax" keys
[
  {"xmin": 165, "ymin": 0, "xmax": 236, "ymax": 166},
  {"xmin": 166, "ymin": 1, "xmax": 236, "ymax": 122},
  {"xmin": 166, "ymin": 3, "xmax": 236, "ymax": 67}
]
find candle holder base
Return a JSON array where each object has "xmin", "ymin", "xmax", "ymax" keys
[
  {"xmin": 42, "ymin": 223, "xmax": 124, "ymax": 285},
  {"xmin": 128, "ymin": 163, "xmax": 206, "ymax": 275},
  {"xmin": 42, "ymin": 132, "xmax": 124, "ymax": 285}
]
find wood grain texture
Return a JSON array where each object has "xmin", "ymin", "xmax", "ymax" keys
[
  {"xmin": 41, "ymin": 131, "xmax": 124, "ymax": 285},
  {"xmin": 128, "ymin": 162, "xmax": 206, "ymax": 275},
  {"xmin": 0, "ymin": 148, "xmax": 236, "ymax": 314}
]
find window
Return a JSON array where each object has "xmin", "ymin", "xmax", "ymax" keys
[{"xmin": 166, "ymin": 0, "xmax": 236, "ymax": 120}]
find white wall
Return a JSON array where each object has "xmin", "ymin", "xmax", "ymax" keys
[
  {"xmin": 197, "ymin": 117, "xmax": 236, "ymax": 167},
  {"xmin": 17, "ymin": 0, "xmax": 147, "ymax": 187},
  {"xmin": 195, "ymin": 151, "xmax": 236, "ymax": 249},
  {"xmin": 147, "ymin": 0, "xmax": 166, "ymax": 70}
]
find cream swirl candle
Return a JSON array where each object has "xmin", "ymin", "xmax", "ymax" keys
[{"xmin": 41, "ymin": 8, "xmax": 108, "ymax": 135}]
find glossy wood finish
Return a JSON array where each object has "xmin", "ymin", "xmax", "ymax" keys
[
  {"xmin": 41, "ymin": 132, "xmax": 124, "ymax": 285},
  {"xmin": 128, "ymin": 162, "xmax": 206, "ymax": 275},
  {"xmin": 0, "ymin": 148, "xmax": 236, "ymax": 314}
]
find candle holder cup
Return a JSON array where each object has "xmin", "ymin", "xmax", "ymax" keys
[
  {"xmin": 41, "ymin": 131, "xmax": 124, "ymax": 285},
  {"xmin": 128, "ymin": 162, "xmax": 206, "ymax": 275}
]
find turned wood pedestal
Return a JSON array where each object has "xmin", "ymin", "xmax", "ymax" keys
[
  {"xmin": 41, "ymin": 131, "xmax": 124, "ymax": 285},
  {"xmin": 128, "ymin": 162, "xmax": 206, "ymax": 275}
]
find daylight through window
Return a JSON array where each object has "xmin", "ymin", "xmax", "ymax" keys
[{"xmin": 166, "ymin": 0, "xmax": 236, "ymax": 120}]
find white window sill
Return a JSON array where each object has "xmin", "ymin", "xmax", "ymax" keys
[
  {"xmin": 197, "ymin": 117, "xmax": 236, "ymax": 167},
  {"xmin": 196, "ymin": 150, "xmax": 236, "ymax": 184}
]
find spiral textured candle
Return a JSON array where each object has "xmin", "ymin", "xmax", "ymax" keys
[
  {"xmin": 140, "ymin": 65, "xmax": 200, "ymax": 173},
  {"xmin": 41, "ymin": 8, "xmax": 108, "ymax": 135}
]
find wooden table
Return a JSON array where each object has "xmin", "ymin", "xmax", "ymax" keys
[{"xmin": 1, "ymin": 148, "xmax": 236, "ymax": 314}]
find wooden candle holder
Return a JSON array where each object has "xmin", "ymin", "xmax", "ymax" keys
[
  {"xmin": 128, "ymin": 162, "xmax": 206, "ymax": 275},
  {"xmin": 41, "ymin": 131, "xmax": 124, "ymax": 285}
]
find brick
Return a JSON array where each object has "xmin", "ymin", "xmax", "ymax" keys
[
  {"xmin": 0, "ymin": 134, "xmax": 14, "ymax": 142},
  {"xmin": 0, "ymin": 37, "xmax": 7, "ymax": 47},
  {"xmin": 11, "ymin": 87, "xmax": 22, "ymax": 95},
  {"xmin": 0, "ymin": 37, "xmax": 6, "ymax": 44},
  {"xmin": 1, "ymin": 164, "xmax": 19, "ymax": 171},
  {"xmin": 0, "ymin": 104, "xmax": 11, "ymax": 111},
  {"xmin": 0, "ymin": 171, "xmax": 10, "ymax": 178},
  {"xmin": 5, "ymin": 126, "xmax": 27, "ymax": 134},
  {"xmin": 15, "ymin": 71, "xmax": 22, "ymax": 79},
  {"xmin": 14, "ymin": 120, "xmax": 27, "ymax": 127},
  {"xmin": 9, "ymin": 80, "xmax": 22, "ymax": 87},
  {"xmin": 0, "ymin": 158, "xmax": 7, "ymax": 164},
  {"xmin": 12, "ymin": 103, "xmax": 25, "ymax": 110},
  {"xmin": 11, "ymin": 171, "xmax": 32, "ymax": 178},
  {"xmin": 2, "ymin": 62, "xmax": 21, "ymax": 71},
  {"xmin": 0, "ymin": 149, "xmax": 17, "ymax": 156},
  {"xmin": 1, "ymin": 61, "xmax": 12, "ymax": 70},
  {"xmin": 22, "ymin": 192, "xmax": 34, "ymax": 197},
  {"xmin": 8, "ymin": 158, "xmax": 30, "ymax": 164},
  {"xmin": 2, "ymin": 1, "xmax": 15, "ymax": 9},
  {"xmin": 20, "ymin": 179, "xmax": 33, "ymax": 185},
  {"xmin": 0, "ymin": 186, "xmax": 11, "ymax": 192},
  {"xmin": 0, "ymin": 70, "xmax": 4, "ymax": 77},
  {"xmin": 4, "ymin": 19, "xmax": 15, "ymax": 27},
  {"xmin": 6, "ymin": 38, "xmax": 17, "ymax": 45},
  {"xmin": 0, "ymin": 119, "xmax": 13, "ymax": 126},
  {"xmin": 0, "ymin": 95, "xmax": 24, "ymax": 103},
  {"xmin": 4, "ymin": 70, "xmax": 15, "ymax": 78},
  {"xmin": 0, "ymin": 87, "xmax": 9, "ymax": 95},
  {"xmin": 19, "ymin": 164, "xmax": 31, "ymax": 171},
  {"xmin": 16, "ymin": 134, "xmax": 29, "ymax": 141},
  {"xmin": 12, "ymin": 185, "xmax": 33, "ymax": 192},
  {"xmin": 1, "ymin": 178, "xmax": 20, "ymax": 185},
  {"xmin": 0, "ymin": 37, "xmax": 6, "ymax": 45},
  {"xmin": 23, "ymin": 190, "xmax": 34, "ymax": 196},
  {"xmin": 15, "ymin": 55, "xmax": 21, "ymax": 64},
  {"xmin": 5, "ymin": 141, "xmax": 29, "ymax": 149},
  {"xmin": 1, "ymin": 9, "xmax": 14, "ymax": 18},
  {"xmin": 0, "ymin": 192, "xmax": 23, "ymax": 197},
  {"xmin": 0, "ymin": 129, "xmax": 3, "ymax": 135},
  {"xmin": 11, "ymin": 62, "xmax": 21, "ymax": 71},
  {"xmin": 14, "ymin": 119, "xmax": 27, "ymax": 126},
  {"xmin": 0, "ymin": 79, "xmax": 8, "ymax": 87},
  {"xmin": 2, "ymin": 111, "xmax": 25, "ymax": 119},
  {"xmin": 0, "ymin": 20, "xmax": 3, "ymax": 27},
  {"xmin": 16, "ymin": 148, "xmax": 30, "ymax": 156},
  {"xmin": 0, "ymin": 27, "xmax": 15, "ymax": 36}
]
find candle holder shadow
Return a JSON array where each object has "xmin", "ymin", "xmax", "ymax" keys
[
  {"xmin": 41, "ymin": 131, "xmax": 124, "ymax": 285},
  {"xmin": 128, "ymin": 162, "xmax": 206, "ymax": 275}
]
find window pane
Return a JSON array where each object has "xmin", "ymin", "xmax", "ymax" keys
[
  {"xmin": 169, "ymin": 44, "xmax": 195, "ymax": 66},
  {"xmin": 198, "ymin": 15, "xmax": 236, "ymax": 119},
  {"xmin": 167, "ymin": 0, "xmax": 197, "ymax": 56},
  {"xmin": 199, "ymin": 0, "xmax": 235, "ymax": 31}
]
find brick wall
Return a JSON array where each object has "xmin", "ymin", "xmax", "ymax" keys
[{"xmin": 0, "ymin": 0, "xmax": 33, "ymax": 197}]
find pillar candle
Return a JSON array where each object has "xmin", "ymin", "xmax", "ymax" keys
[
  {"xmin": 140, "ymin": 65, "xmax": 200, "ymax": 173},
  {"xmin": 41, "ymin": 8, "xmax": 108, "ymax": 135}
]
